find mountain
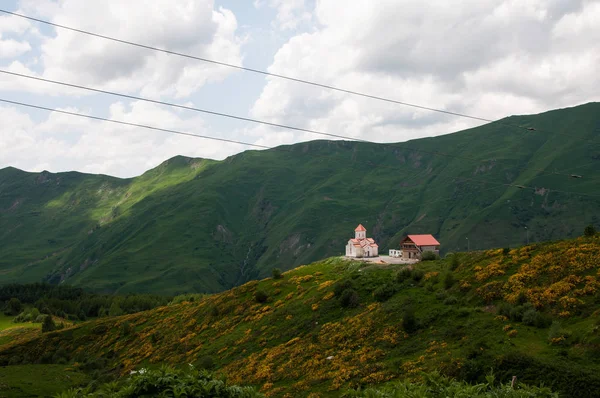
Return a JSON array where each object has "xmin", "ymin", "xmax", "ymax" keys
[
  {"xmin": 2, "ymin": 236, "xmax": 600, "ymax": 397},
  {"xmin": 0, "ymin": 103, "xmax": 599, "ymax": 294}
]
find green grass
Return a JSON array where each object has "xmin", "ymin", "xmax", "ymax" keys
[
  {"xmin": 0, "ymin": 103, "xmax": 599, "ymax": 294},
  {"xmin": 0, "ymin": 314, "xmax": 38, "ymax": 332},
  {"xmin": 0, "ymin": 365, "xmax": 88, "ymax": 397}
]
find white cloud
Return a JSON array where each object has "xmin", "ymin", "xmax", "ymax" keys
[
  {"xmin": 250, "ymin": 0, "xmax": 600, "ymax": 145},
  {"xmin": 6, "ymin": 0, "xmax": 244, "ymax": 99},
  {"xmin": 0, "ymin": 101, "xmax": 250, "ymax": 177},
  {"xmin": 254, "ymin": 0, "xmax": 312, "ymax": 31},
  {"xmin": 0, "ymin": 34, "xmax": 31, "ymax": 58}
]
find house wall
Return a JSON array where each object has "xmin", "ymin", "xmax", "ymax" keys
[{"xmin": 389, "ymin": 249, "xmax": 402, "ymax": 257}]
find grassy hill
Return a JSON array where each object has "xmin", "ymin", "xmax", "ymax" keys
[
  {"xmin": 1, "ymin": 103, "xmax": 599, "ymax": 294},
  {"xmin": 1, "ymin": 236, "xmax": 599, "ymax": 397}
]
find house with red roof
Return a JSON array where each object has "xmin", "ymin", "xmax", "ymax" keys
[
  {"xmin": 400, "ymin": 234, "xmax": 440, "ymax": 260},
  {"xmin": 345, "ymin": 224, "xmax": 379, "ymax": 258}
]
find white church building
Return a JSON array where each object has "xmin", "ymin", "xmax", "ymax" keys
[{"xmin": 345, "ymin": 224, "xmax": 379, "ymax": 258}]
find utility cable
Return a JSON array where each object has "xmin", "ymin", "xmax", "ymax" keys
[
  {"xmin": 1, "ymin": 9, "xmax": 598, "ymax": 145},
  {"xmin": 0, "ymin": 70, "xmax": 586, "ymax": 179}
]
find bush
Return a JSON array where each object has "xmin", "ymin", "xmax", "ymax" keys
[
  {"xmin": 198, "ymin": 355, "xmax": 215, "ymax": 370},
  {"xmin": 411, "ymin": 269, "xmax": 425, "ymax": 282},
  {"xmin": 402, "ymin": 308, "xmax": 418, "ymax": 333},
  {"xmin": 41, "ymin": 315, "xmax": 56, "ymax": 333},
  {"xmin": 395, "ymin": 268, "xmax": 412, "ymax": 283},
  {"xmin": 584, "ymin": 224, "xmax": 597, "ymax": 237},
  {"xmin": 334, "ymin": 279, "xmax": 354, "ymax": 296},
  {"xmin": 272, "ymin": 268, "xmax": 283, "ymax": 279},
  {"xmin": 121, "ymin": 321, "xmax": 134, "ymax": 336},
  {"xmin": 254, "ymin": 290, "xmax": 268, "ymax": 303},
  {"xmin": 5, "ymin": 298, "xmax": 22, "ymax": 316},
  {"xmin": 373, "ymin": 284, "xmax": 397, "ymax": 302},
  {"xmin": 57, "ymin": 366, "xmax": 262, "ymax": 397},
  {"xmin": 502, "ymin": 247, "xmax": 510, "ymax": 255},
  {"xmin": 343, "ymin": 371, "xmax": 557, "ymax": 397},
  {"xmin": 522, "ymin": 309, "xmax": 552, "ymax": 329},
  {"xmin": 443, "ymin": 296, "xmax": 458, "ymax": 305},
  {"xmin": 339, "ymin": 288, "xmax": 360, "ymax": 308},
  {"xmin": 443, "ymin": 272, "xmax": 455, "ymax": 289},
  {"xmin": 421, "ymin": 251, "xmax": 440, "ymax": 261}
]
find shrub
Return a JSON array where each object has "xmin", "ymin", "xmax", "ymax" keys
[
  {"xmin": 411, "ymin": 269, "xmax": 425, "ymax": 282},
  {"xmin": 41, "ymin": 315, "xmax": 56, "ymax": 333},
  {"xmin": 373, "ymin": 284, "xmax": 397, "ymax": 302},
  {"xmin": 198, "ymin": 355, "xmax": 215, "ymax": 370},
  {"xmin": 421, "ymin": 251, "xmax": 440, "ymax": 261},
  {"xmin": 58, "ymin": 366, "xmax": 262, "ymax": 397},
  {"xmin": 395, "ymin": 268, "xmax": 412, "ymax": 283},
  {"xmin": 444, "ymin": 296, "xmax": 458, "ymax": 305},
  {"xmin": 254, "ymin": 290, "xmax": 268, "ymax": 303},
  {"xmin": 584, "ymin": 224, "xmax": 597, "ymax": 237},
  {"xmin": 272, "ymin": 268, "xmax": 283, "ymax": 279},
  {"xmin": 402, "ymin": 308, "xmax": 418, "ymax": 333},
  {"xmin": 448, "ymin": 254, "xmax": 460, "ymax": 270},
  {"xmin": 334, "ymin": 279, "xmax": 354, "ymax": 296},
  {"xmin": 443, "ymin": 272, "xmax": 456, "ymax": 289},
  {"xmin": 121, "ymin": 321, "xmax": 134, "ymax": 336},
  {"xmin": 339, "ymin": 288, "xmax": 360, "ymax": 308},
  {"xmin": 502, "ymin": 247, "xmax": 510, "ymax": 255},
  {"xmin": 5, "ymin": 298, "xmax": 22, "ymax": 316}
]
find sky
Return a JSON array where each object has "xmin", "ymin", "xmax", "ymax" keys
[{"xmin": 0, "ymin": 0, "xmax": 599, "ymax": 178}]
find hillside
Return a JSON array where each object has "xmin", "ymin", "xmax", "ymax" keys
[
  {"xmin": 1, "ymin": 103, "xmax": 599, "ymax": 294},
  {"xmin": 1, "ymin": 236, "xmax": 600, "ymax": 397}
]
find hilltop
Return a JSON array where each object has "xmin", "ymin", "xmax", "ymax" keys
[
  {"xmin": 1, "ymin": 236, "xmax": 600, "ymax": 397},
  {"xmin": 1, "ymin": 103, "xmax": 599, "ymax": 294}
]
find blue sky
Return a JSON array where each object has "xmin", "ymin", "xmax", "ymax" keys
[{"xmin": 0, "ymin": 0, "xmax": 598, "ymax": 177}]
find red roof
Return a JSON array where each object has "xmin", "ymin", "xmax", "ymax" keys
[
  {"xmin": 405, "ymin": 234, "xmax": 440, "ymax": 246},
  {"xmin": 355, "ymin": 224, "xmax": 366, "ymax": 232}
]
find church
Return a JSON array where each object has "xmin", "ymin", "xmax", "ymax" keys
[{"xmin": 345, "ymin": 224, "xmax": 379, "ymax": 258}]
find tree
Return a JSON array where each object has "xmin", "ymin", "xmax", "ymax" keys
[
  {"xmin": 42, "ymin": 315, "xmax": 56, "ymax": 333},
  {"xmin": 108, "ymin": 301, "xmax": 123, "ymax": 317},
  {"xmin": 6, "ymin": 298, "xmax": 22, "ymax": 316},
  {"xmin": 272, "ymin": 268, "xmax": 283, "ymax": 279},
  {"xmin": 584, "ymin": 224, "xmax": 597, "ymax": 237}
]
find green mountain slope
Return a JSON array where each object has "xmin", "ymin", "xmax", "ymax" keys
[
  {"xmin": 1, "ymin": 103, "xmax": 599, "ymax": 294},
  {"xmin": 1, "ymin": 236, "xmax": 599, "ymax": 397}
]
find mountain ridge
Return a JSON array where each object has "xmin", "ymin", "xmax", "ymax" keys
[{"xmin": 0, "ymin": 102, "xmax": 599, "ymax": 294}]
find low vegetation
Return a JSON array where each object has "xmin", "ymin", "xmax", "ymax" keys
[{"xmin": 1, "ymin": 235, "xmax": 599, "ymax": 397}]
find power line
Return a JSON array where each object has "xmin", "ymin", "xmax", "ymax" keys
[
  {"xmin": 0, "ymin": 98, "xmax": 272, "ymax": 150},
  {"xmin": 0, "ymin": 70, "xmax": 585, "ymax": 179},
  {"xmin": 2, "ymin": 8, "xmax": 598, "ymax": 146}
]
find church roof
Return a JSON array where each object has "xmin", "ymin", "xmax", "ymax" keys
[{"xmin": 355, "ymin": 224, "xmax": 366, "ymax": 232}]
